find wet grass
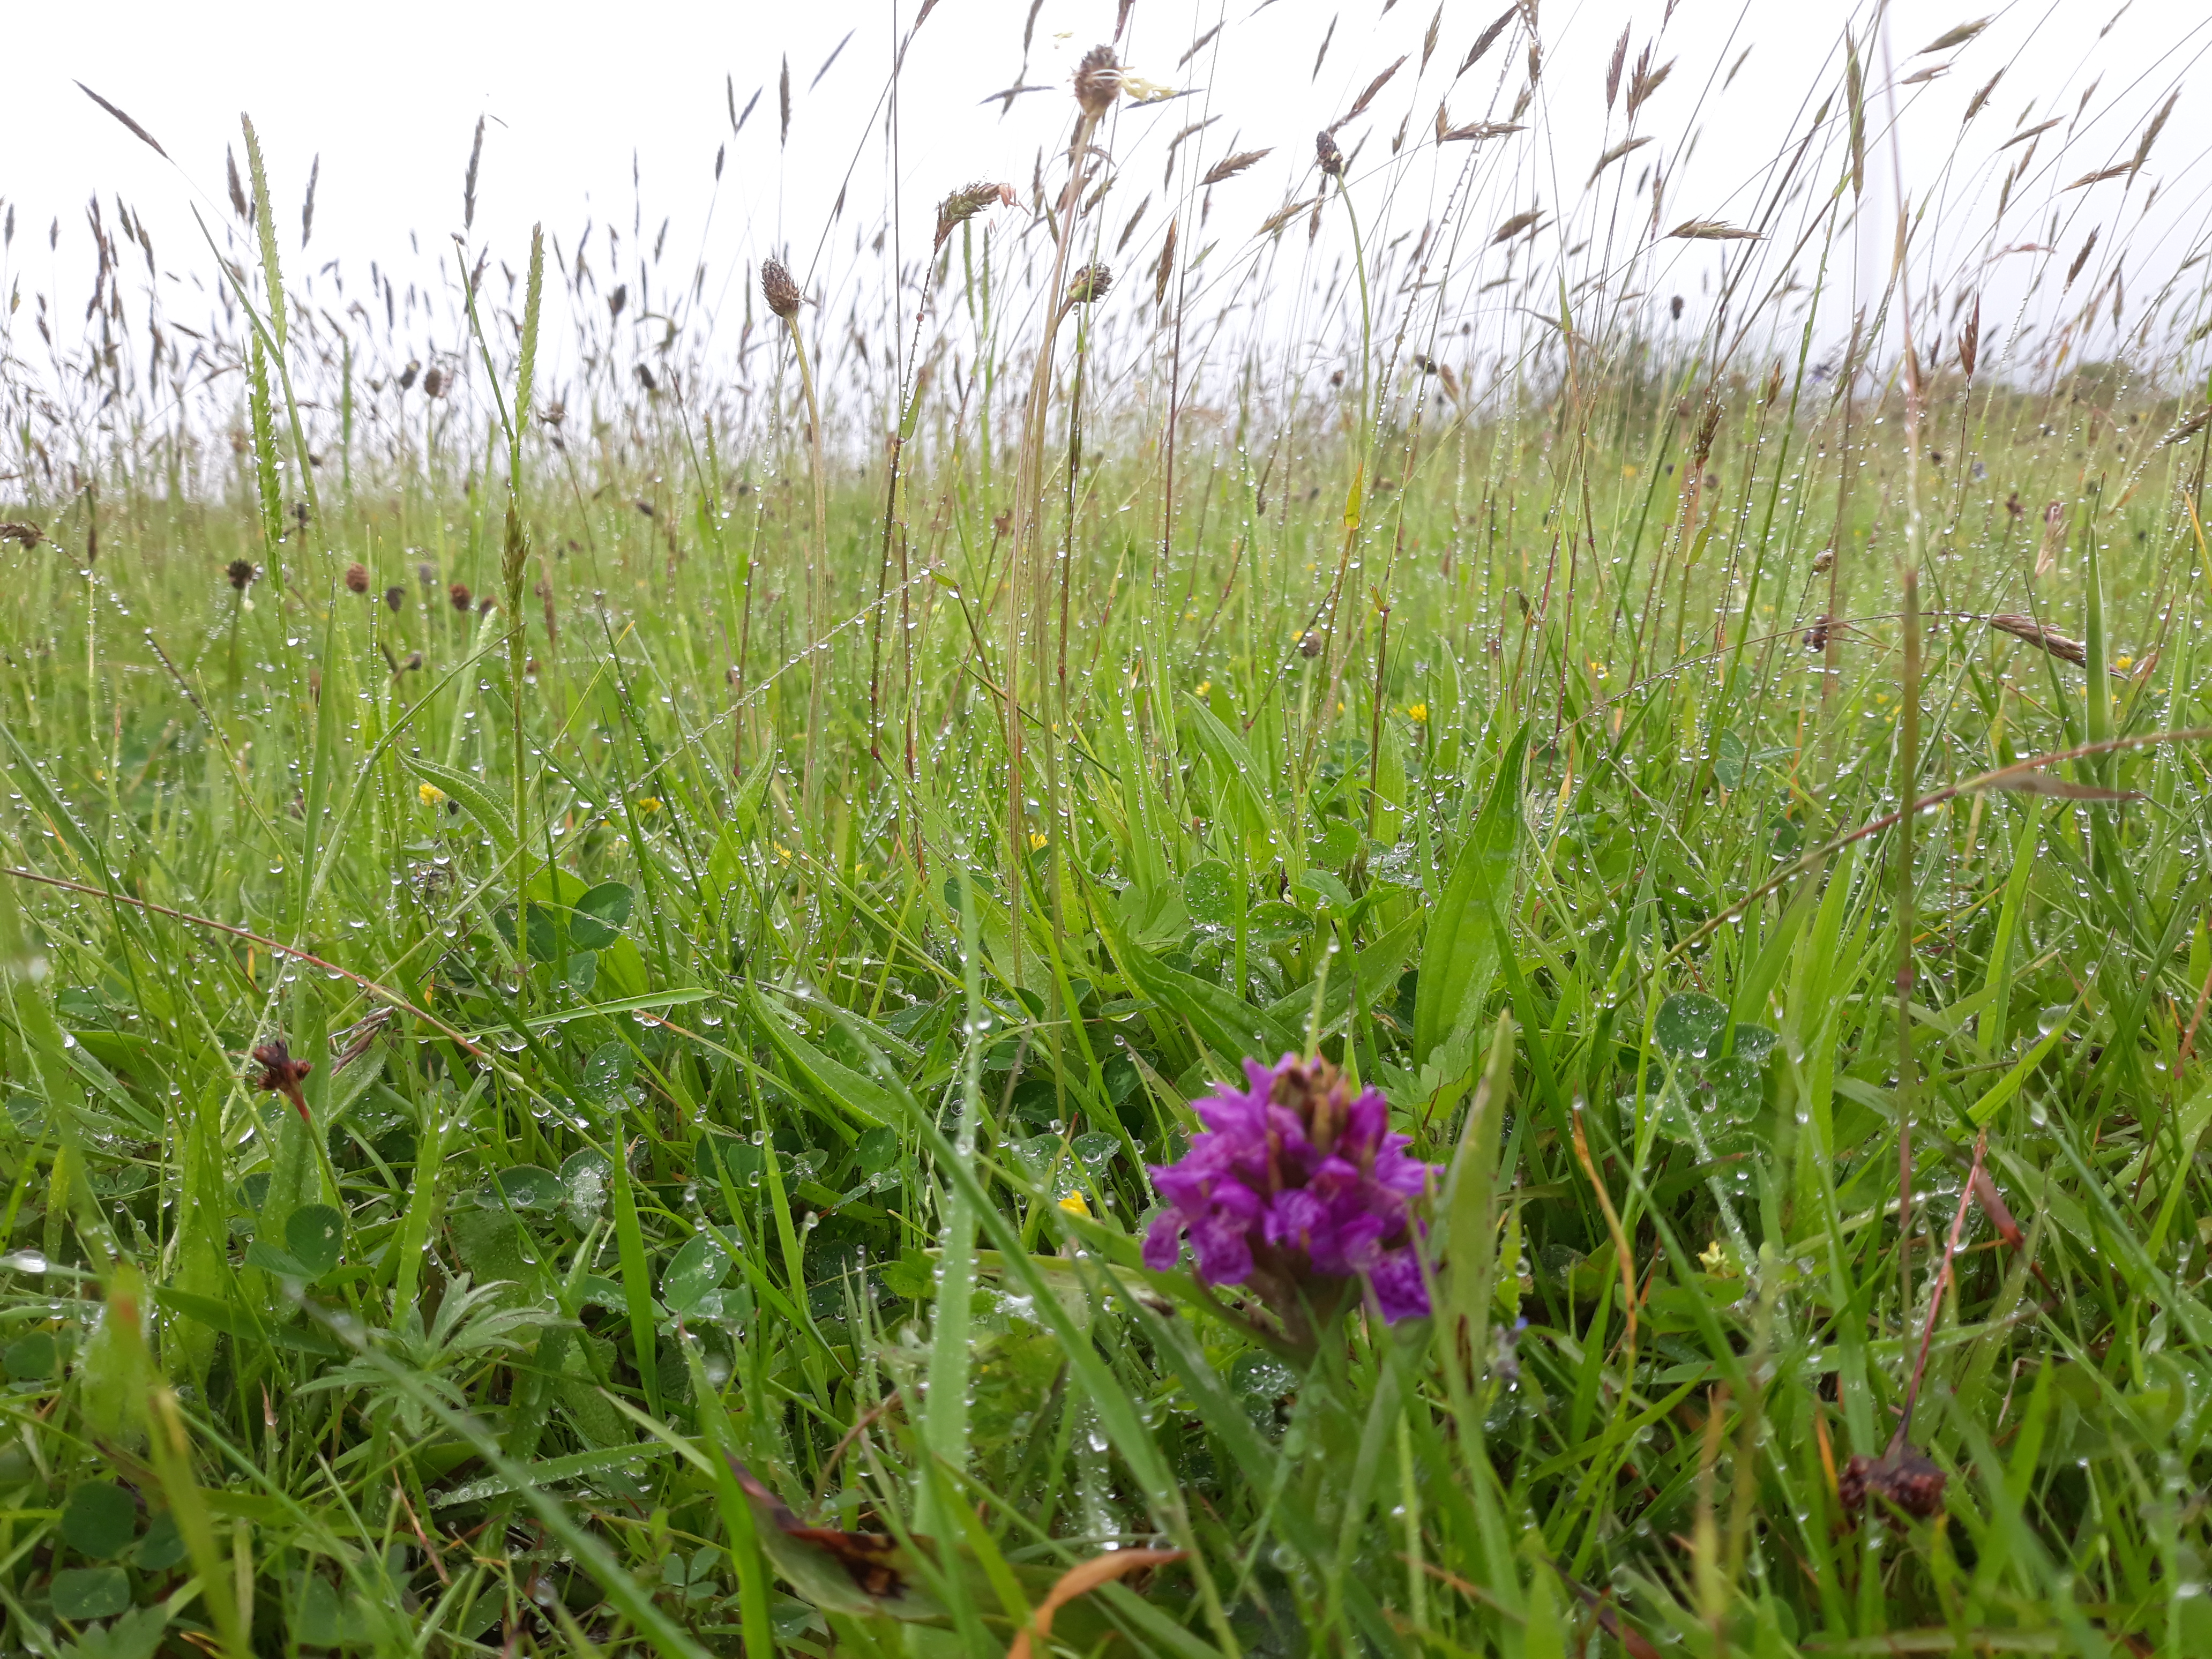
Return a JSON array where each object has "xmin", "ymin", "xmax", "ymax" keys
[{"xmin": 4, "ymin": 5, "xmax": 2212, "ymax": 1655}]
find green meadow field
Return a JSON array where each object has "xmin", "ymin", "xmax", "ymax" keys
[{"xmin": 2, "ymin": 5, "xmax": 2210, "ymax": 1654}]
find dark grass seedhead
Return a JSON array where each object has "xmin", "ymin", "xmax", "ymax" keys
[
  {"xmin": 251, "ymin": 1041, "xmax": 313, "ymax": 1121},
  {"xmin": 226, "ymin": 558, "xmax": 258, "ymax": 591},
  {"xmin": 0, "ymin": 522, "xmax": 41, "ymax": 549},
  {"xmin": 449, "ymin": 581, "xmax": 472, "ymax": 612},
  {"xmin": 1064, "ymin": 261, "xmax": 1113, "ymax": 309},
  {"xmin": 934, "ymin": 182, "xmax": 1015, "ymax": 253},
  {"xmin": 1839, "ymin": 1447, "xmax": 1948, "ymax": 1521},
  {"xmin": 343, "ymin": 562, "xmax": 369, "ymax": 594},
  {"xmin": 1316, "ymin": 130, "xmax": 1345, "ymax": 179},
  {"xmin": 761, "ymin": 258, "xmax": 802, "ymax": 320},
  {"xmin": 1075, "ymin": 46, "xmax": 1122, "ymax": 118}
]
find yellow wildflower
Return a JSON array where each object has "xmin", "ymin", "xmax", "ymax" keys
[
  {"xmin": 637, "ymin": 796, "xmax": 662, "ymax": 814},
  {"xmin": 1029, "ymin": 832, "xmax": 1050, "ymax": 851},
  {"xmin": 1058, "ymin": 1189, "xmax": 1091, "ymax": 1217},
  {"xmin": 1194, "ymin": 681, "xmax": 1212, "ymax": 697},
  {"xmin": 1404, "ymin": 703, "xmax": 1428, "ymax": 722},
  {"xmin": 418, "ymin": 783, "xmax": 446, "ymax": 808}
]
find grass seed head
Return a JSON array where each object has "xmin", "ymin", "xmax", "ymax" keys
[
  {"xmin": 250, "ymin": 1041, "xmax": 314, "ymax": 1121},
  {"xmin": 1064, "ymin": 261, "xmax": 1114, "ymax": 308},
  {"xmin": 761, "ymin": 258, "xmax": 803, "ymax": 319},
  {"xmin": 1316, "ymin": 130, "xmax": 1345, "ymax": 179},
  {"xmin": 384, "ymin": 584, "xmax": 405, "ymax": 612},
  {"xmin": 1075, "ymin": 46, "xmax": 1122, "ymax": 117},
  {"xmin": 934, "ymin": 182, "xmax": 1015, "ymax": 252},
  {"xmin": 343, "ymin": 562, "xmax": 370, "ymax": 594},
  {"xmin": 449, "ymin": 581, "xmax": 473, "ymax": 612},
  {"xmin": 226, "ymin": 558, "xmax": 258, "ymax": 591}
]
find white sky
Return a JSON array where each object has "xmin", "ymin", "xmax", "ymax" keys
[{"xmin": 7, "ymin": 0, "xmax": 2212, "ymax": 413}]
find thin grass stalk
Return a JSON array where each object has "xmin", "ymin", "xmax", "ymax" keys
[
  {"xmin": 1882, "ymin": 18, "xmax": 1926, "ymax": 1344},
  {"xmin": 779, "ymin": 300, "xmax": 832, "ymax": 831},
  {"xmin": 1006, "ymin": 83, "xmax": 1110, "ymax": 986}
]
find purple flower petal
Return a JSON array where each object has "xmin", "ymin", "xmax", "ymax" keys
[
  {"xmin": 1368, "ymin": 1247, "xmax": 1431, "ymax": 1322},
  {"xmin": 1186, "ymin": 1210, "xmax": 1255, "ymax": 1286},
  {"xmin": 1142, "ymin": 1212, "xmax": 1185, "ymax": 1272}
]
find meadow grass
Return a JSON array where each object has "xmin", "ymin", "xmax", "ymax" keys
[{"xmin": 2, "ymin": 6, "xmax": 2211, "ymax": 1655}]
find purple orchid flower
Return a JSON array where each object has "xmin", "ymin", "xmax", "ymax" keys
[{"xmin": 1143, "ymin": 1054, "xmax": 1439, "ymax": 1348}]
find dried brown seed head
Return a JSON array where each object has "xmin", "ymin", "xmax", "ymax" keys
[
  {"xmin": 385, "ymin": 584, "xmax": 406, "ymax": 612},
  {"xmin": 449, "ymin": 581, "xmax": 473, "ymax": 612},
  {"xmin": 1075, "ymin": 45, "xmax": 1122, "ymax": 117},
  {"xmin": 1064, "ymin": 261, "xmax": 1114, "ymax": 308},
  {"xmin": 226, "ymin": 558, "xmax": 258, "ymax": 591},
  {"xmin": 422, "ymin": 364, "xmax": 446, "ymax": 399},
  {"xmin": 0, "ymin": 522, "xmax": 42, "ymax": 549},
  {"xmin": 761, "ymin": 258, "xmax": 803, "ymax": 319},
  {"xmin": 934, "ymin": 182, "xmax": 1015, "ymax": 252},
  {"xmin": 1839, "ymin": 1446, "xmax": 1947, "ymax": 1520},
  {"xmin": 1299, "ymin": 629, "xmax": 1325, "ymax": 658},
  {"xmin": 251, "ymin": 1041, "xmax": 315, "ymax": 1121},
  {"xmin": 1986, "ymin": 612, "xmax": 2087, "ymax": 668},
  {"xmin": 343, "ymin": 562, "xmax": 370, "ymax": 594},
  {"xmin": 1316, "ymin": 130, "xmax": 1345, "ymax": 178}
]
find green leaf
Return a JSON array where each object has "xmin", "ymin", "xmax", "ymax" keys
[
  {"xmin": 485, "ymin": 1165, "xmax": 565, "ymax": 1213},
  {"xmin": 1310, "ymin": 820, "xmax": 1361, "ymax": 867},
  {"xmin": 57, "ymin": 1602, "xmax": 167, "ymax": 1659},
  {"xmin": 4, "ymin": 1331, "xmax": 56, "ymax": 1381},
  {"xmin": 153, "ymin": 1287, "xmax": 345, "ymax": 1358},
  {"xmin": 559, "ymin": 1149, "xmax": 614, "ymax": 1225},
  {"xmin": 50, "ymin": 1565, "xmax": 132, "ymax": 1621},
  {"xmin": 1654, "ymin": 992, "xmax": 1728, "ymax": 1058},
  {"xmin": 1093, "ymin": 893, "xmax": 1302, "ymax": 1065},
  {"xmin": 570, "ymin": 881, "xmax": 635, "ymax": 949},
  {"xmin": 61, "ymin": 1482, "xmax": 137, "ymax": 1559},
  {"xmin": 1413, "ymin": 724, "xmax": 1528, "ymax": 1066},
  {"xmin": 1183, "ymin": 860, "xmax": 1239, "ymax": 926},
  {"xmin": 661, "ymin": 1233, "xmax": 733, "ymax": 1315},
  {"xmin": 856, "ymin": 1126, "xmax": 899, "ymax": 1174},
  {"xmin": 580, "ymin": 1040, "xmax": 635, "ymax": 1102},
  {"xmin": 1182, "ymin": 697, "xmax": 1278, "ymax": 853},
  {"xmin": 1244, "ymin": 900, "xmax": 1312, "ymax": 946},
  {"xmin": 284, "ymin": 1204, "xmax": 343, "ymax": 1279},
  {"xmin": 130, "ymin": 1513, "xmax": 185, "ymax": 1573},
  {"xmin": 295, "ymin": 1576, "xmax": 352, "ymax": 1648},
  {"xmin": 1712, "ymin": 728, "xmax": 1748, "ymax": 790},
  {"xmin": 744, "ymin": 984, "xmax": 901, "ymax": 1135}
]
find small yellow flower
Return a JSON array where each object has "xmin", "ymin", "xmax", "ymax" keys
[
  {"xmin": 1404, "ymin": 703, "xmax": 1428, "ymax": 722},
  {"xmin": 1029, "ymin": 832, "xmax": 1050, "ymax": 851},
  {"xmin": 636, "ymin": 796, "xmax": 662, "ymax": 814},
  {"xmin": 1698, "ymin": 1239, "xmax": 1740, "ymax": 1277},
  {"xmin": 772, "ymin": 842, "xmax": 793, "ymax": 865},
  {"xmin": 1194, "ymin": 681, "xmax": 1212, "ymax": 697},
  {"xmin": 2115, "ymin": 654, "xmax": 2133, "ymax": 671},
  {"xmin": 1058, "ymin": 1189, "xmax": 1092, "ymax": 1217},
  {"xmin": 418, "ymin": 783, "xmax": 446, "ymax": 808}
]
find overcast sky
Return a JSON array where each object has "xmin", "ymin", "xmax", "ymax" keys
[{"xmin": 7, "ymin": 0, "xmax": 2211, "ymax": 403}]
